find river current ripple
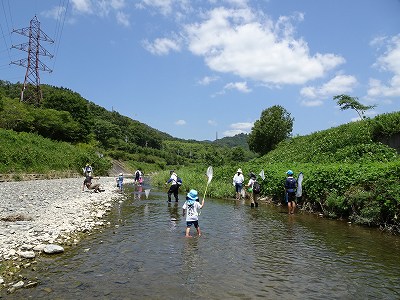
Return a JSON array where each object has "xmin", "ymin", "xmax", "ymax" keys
[{"xmin": 6, "ymin": 183, "xmax": 400, "ymax": 299}]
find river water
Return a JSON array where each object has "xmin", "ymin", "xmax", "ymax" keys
[{"xmin": 4, "ymin": 183, "xmax": 400, "ymax": 299}]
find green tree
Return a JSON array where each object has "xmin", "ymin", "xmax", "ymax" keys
[
  {"xmin": 248, "ymin": 105, "xmax": 294, "ymax": 155},
  {"xmin": 333, "ymin": 94, "xmax": 377, "ymax": 140},
  {"xmin": 93, "ymin": 118, "xmax": 122, "ymax": 148},
  {"xmin": 42, "ymin": 86, "xmax": 91, "ymax": 141},
  {"xmin": 333, "ymin": 94, "xmax": 376, "ymax": 119}
]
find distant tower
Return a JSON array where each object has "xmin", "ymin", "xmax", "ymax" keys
[
  {"xmin": 11, "ymin": 15, "xmax": 54, "ymax": 105},
  {"xmin": 216, "ymin": 131, "xmax": 218, "ymax": 140}
]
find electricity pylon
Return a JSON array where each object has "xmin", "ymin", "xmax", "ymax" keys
[{"xmin": 11, "ymin": 15, "xmax": 54, "ymax": 105}]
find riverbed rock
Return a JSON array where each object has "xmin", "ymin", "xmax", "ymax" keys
[
  {"xmin": 12, "ymin": 280, "xmax": 24, "ymax": 289},
  {"xmin": 32, "ymin": 244, "xmax": 46, "ymax": 252},
  {"xmin": 18, "ymin": 251, "xmax": 35, "ymax": 259},
  {"xmin": 0, "ymin": 176, "xmax": 133, "ymax": 288},
  {"xmin": 43, "ymin": 244, "xmax": 64, "ymax": 254}
]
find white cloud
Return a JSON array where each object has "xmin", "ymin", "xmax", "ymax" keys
[
  {"xmin": 142, "ymin": 37, "xmax": 181, "ymax": 55},
  {"xmin": 71, "ymin": 0, "xmax": 93, "ymax": 14},
  {"xmin": 135, "ymin": 0, "xmax": 190, "ymax": 16},
  {"xmin": 368, "ymin": 35, "xmax": 400, "ymax": 98},
  {"xmin": 136, "ymin": 0, "xmax": 174, "ymax": 15},
  {"xmin": 300, "ymin": 74, "xmax": 358, "ymax": 100},
  {"xmin": 223, "ymin": 129, "xmax": 245, "ymax": 136},
  {"xmin": 42, "ymin": 6, "xmax": 67, "ymax": 19},
  {"xmin": 116, "ymin": 11, "xmax": 130, "ymax": 27},
  {"xmin": 198, "ymin": 75, "xmax": 219, "ymax": 85},
  {"xmin": 208, "ymin": 119, "xmax": 217, "ymax": 126},
  {"xmin": 224, "ymin": 0, "xmax": 249, "ymax": 7},
  {"xmin": 231, "ymin": 122, "xmax": 253, "ymax": 130},
  {"xmin": 175, "ymin": 119, "xmax": 186, "ymax": 125},
  {"xmin": 65, "ymin": 0, "xmax": 130, "ymax": 27},
  {"xmin": 300, "ymin": 99, "xmax": 323, "ymax": 107},
  {"xmin": 223, "ymin": 81, "xmax": 251, "ymax": 93},
  {"xmin": 67, "ymin": 0, "xmax": 128, "ymax": 23},
  {"xmin": 185, "ymin": 7, "xmax": 344, "ymax": 85},
  {"xmin": 223, "ymin": 121, "xmax": 253, "ymax": 136},
  {"xmin": 110, "ymin": 0, "xmax": 126, "ymax": 10}
]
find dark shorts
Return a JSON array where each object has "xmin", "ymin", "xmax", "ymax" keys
[
  {"xmin": 186, "ymin": 220, "xmax": 199, "ymax": 228},
  {"xmin": 235, "ymin": 183, "xmax": 243, "ymax": 192},
  {"xmin": 286, "ymin": 191, "xmax": 296, "ymax": 203}
]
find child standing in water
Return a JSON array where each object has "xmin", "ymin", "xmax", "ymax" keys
[
  {"xmin": 285, "ymin": 170, "xmax": 297, "ymax": 214},
  {"xmin": 116, "ymin": 173, "xmax": 124, "ymax": 192},
  {"xmin": 182, "ymin": 189, "xmax": 205, "ymax": 237}
]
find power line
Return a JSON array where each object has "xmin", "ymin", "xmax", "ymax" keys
[
  {"xmin": 0, "ymin": 0, "xmax": 13, "ymax": 60},
  {"xmin": 51, "ymin": 0, "xmax": 69, "ymax": 71}
]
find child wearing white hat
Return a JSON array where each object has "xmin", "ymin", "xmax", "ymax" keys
[{"xmin": 232, "ymin": 168, "xmax": 245, "ymax": 200}]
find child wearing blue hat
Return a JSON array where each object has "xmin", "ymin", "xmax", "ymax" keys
[{"xmin": 182, "ymin": 189, "xmax": 205, "ymax": 237}]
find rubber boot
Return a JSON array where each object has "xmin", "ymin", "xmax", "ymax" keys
[
  {"xmin": 251, "ymin": 203, "xmax": 254, "ymax": 208},
  {"xmin": 255, "ymin": 202, "xmax": 258, "ymax": 208}
]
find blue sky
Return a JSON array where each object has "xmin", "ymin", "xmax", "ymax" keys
[{"xmin": 1, "ymin": 0, "xmax": 399, "ymax": 141}]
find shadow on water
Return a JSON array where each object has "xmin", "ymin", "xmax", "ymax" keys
[{"xmin": 3, "ymin": 180, "xmax": 400, "ymax": 299}]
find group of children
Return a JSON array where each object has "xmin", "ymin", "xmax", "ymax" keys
[
  {"xmin": 232, "ymin": 168, "xmax": 260, "ymax": 207},
  {"xmin": 115, "ymin": 169, "xmax": 143, "ymax": 193},
  {"xmin": 233, "ymin": 168, "xmax": 299, "ymax": 213},
  {"xmin": 83, "ymin": 164, "xmax": 298, "ymax": 237},
  {"xmin": 182, "ymin": 168, "xmax": 298, "ymax": 238}
]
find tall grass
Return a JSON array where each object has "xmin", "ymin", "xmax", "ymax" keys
[{"xmin": 0, "ymin": 129, "xmax": 111, "ymax": 175}]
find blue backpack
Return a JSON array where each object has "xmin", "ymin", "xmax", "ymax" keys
[{"xmin": 286, "ymin": 177, "xmax": 297, "ymax": 192}]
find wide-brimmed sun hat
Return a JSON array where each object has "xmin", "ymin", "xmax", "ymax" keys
[
  {"xmin": 187, "ymin": 189, "xmax": 198, "ymax": 200},
  {"xmin": 237, "ymin": 168, "xmax": 242, "ymax": 173},
  {"xmin": 119, "ymin": 173, "xmax": 123, "ymax": 176}
]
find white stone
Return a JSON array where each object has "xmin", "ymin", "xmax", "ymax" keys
[
  {"xmin": 43, "ymin": 244, "xmax": 64, "ymax": 254},
  {"xmin": 12, "ymin": 280, "xmax": 24, "ymax": 289},
  {"xmin": 18, "ymin": 251, "xmax": 36, "ymax": 259}
]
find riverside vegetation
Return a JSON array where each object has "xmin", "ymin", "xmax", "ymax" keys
[
  {"xmin": 0, "ymin": 80, "xmax": 399, "ymax": 233},
  {"xmin": 153, "ymin": 112, "xmax": 400, "ymax": 234}
]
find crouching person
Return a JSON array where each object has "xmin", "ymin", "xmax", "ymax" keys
[{"xmin": 83, "ymin": 175, "xmax": 103, "ymax": 193}]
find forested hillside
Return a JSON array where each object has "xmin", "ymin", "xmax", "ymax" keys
[
  {"xmin": 0, "ymin": 80, "xmax": 255, "ymax": 174},
  {"xmin": 213, "ymin": 133, "xmax": 250, "ymax": 150}
]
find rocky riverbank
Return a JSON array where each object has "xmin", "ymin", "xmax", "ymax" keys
[{"xmin": 0, "ymin": 176, "xmax": 133, "ymax": 293}]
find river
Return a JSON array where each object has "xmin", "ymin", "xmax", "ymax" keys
[{"xmin": 4, "ymin": 182, "xmax": 400, "ymax": 299}]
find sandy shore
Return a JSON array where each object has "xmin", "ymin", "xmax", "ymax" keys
[{"xmin": 0, "ymin": 176, "xmax": 133, "ymax": 261}]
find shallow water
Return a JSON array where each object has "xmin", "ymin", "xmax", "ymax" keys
[{"xmin": 4, "ymin": 182, "xmax": 400, "ymax": 299}]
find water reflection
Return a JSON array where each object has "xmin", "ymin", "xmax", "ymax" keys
[
  {"xmin": 133, "ymin": 184, "xmax": 143, "ymax": 200},
  {"xmin": 3, "ymin": 186, "xmax": 400, "ymax": 300}
]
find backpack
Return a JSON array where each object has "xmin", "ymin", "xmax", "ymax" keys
[
  {"xmin": 286, "ymin": 177, "xmax": 297, "ymax": 192},
  {"xmin": 177, "ymin": 177, "xmax": 182, "ymax": 185},
  {"xmin": 253, "ymin": 181, "xmax": 261, "ymax": 194}
]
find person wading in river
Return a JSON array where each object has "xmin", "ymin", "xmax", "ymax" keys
[
  {"xmin": 284, "ymin": 170, "xmax": 297, "ymax": 214},
  {"xmin": 182, "ymin": 189, "xmax": 205, "ymax": 237},
  {"xmin": 245, "ymin": 172, "xmax": 259, "ymax": 208},
  {"xmin": 165, "ymin": 170, "xmax": 180, "ymax": 202},
  {"xmin": 232, "ymin": 168, "xmax": 245, "ymax": 200}
]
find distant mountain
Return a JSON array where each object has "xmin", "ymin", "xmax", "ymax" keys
[{"xmin": 213, "ymin": 133, "xmax": 249, "ymax": 149}]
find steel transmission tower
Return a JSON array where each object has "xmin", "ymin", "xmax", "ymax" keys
[{"xmin": 11, "ymin": 15, "xmax": 54, "ymax": 105}]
